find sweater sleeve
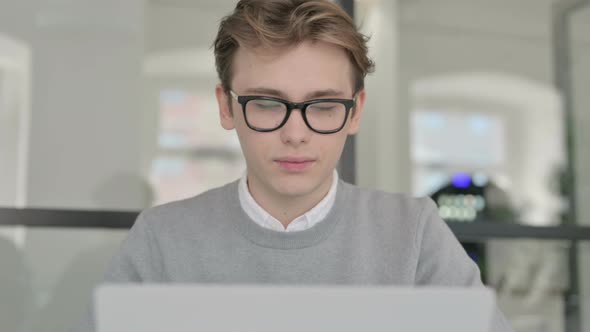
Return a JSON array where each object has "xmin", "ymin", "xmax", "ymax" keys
[
  {"xmin": 414, "ymin": 198, "xmax": 514, "ymax": 332},
  {"xmin": 68, "ymin": 211, "xmax": 163, "ymax": 332}
]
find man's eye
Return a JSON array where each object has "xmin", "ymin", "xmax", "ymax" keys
[
  {"xmin": 254, "ymin": 101, "xmax": 281, "ymax": 109},
  {"xmin": 311, "ymin": 103, "xmax": 338, "ymax": 111}
]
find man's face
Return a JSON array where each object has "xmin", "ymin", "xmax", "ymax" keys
[{"xmin": 216, "ymin": 41, "xmax": 365, "ymax": 201}]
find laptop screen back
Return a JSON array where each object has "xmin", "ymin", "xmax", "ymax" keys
[{"xmin": 95, "ymin": 285, "xmax": 495, "ymax": 332}]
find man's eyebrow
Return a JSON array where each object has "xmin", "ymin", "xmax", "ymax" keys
[
  {"xmin": 304, "ymin": 89, "xmax": 346, "ymax": 99},
  {"xmin": 243, "ymin": 88, "xmax": 288, "ymax": 99},
  {"xmin": 243, "ymin": 87, "xmax": 346, "ymax": 100}
]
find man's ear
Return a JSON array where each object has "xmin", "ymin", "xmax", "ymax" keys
[
  {"xmin": 347, "ymin": 89, "xmax": 366, "ymax": 135},
  {"xmin": 215, "ymin": 84, "xmax": 235, "ymax": 130}
]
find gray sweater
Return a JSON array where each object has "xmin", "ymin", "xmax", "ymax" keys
[{"xmin": 72, "ymin": 180, "xmax": 513, "ymax": 331}]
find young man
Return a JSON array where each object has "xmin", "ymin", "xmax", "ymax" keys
[{"xmin": 72, "ymin": 0, "xmax": 513, "ymax": 331}]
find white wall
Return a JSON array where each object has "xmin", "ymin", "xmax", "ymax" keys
[
  {"xmin": 356, "ymin": 0, "xmax": 409, "ymax": 192},
  {"xmin": 28, "ymin": 0, "xmax": 146, "ymax": 210},
  {"xmin": 0, "ymin": 34, "xmax": 30, "ymax": 208}
]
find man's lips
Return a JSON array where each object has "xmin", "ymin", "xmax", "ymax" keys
[
  {"xmin": 275, "ymin": 157, "xmax": 315, "ymax": 163},
  {"xmin": 274, "ymin": 157, "xmax": 316, "ymax": 171}
]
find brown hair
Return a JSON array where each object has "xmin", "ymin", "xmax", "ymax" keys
[{"xmin": 213, "ymin": 0, "xmax": 374, "ymax": 94}]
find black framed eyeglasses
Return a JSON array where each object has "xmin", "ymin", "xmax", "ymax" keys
[{"xmin": 229, "ymin": 90, "xmax": 356, "ymax": 134}]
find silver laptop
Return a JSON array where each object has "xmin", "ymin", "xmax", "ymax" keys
[{"xmin": 95, "ymin": 285, "xmax": 495, "ymax": 332}]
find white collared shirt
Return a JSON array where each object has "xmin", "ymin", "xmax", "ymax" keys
[{"xmin": 238, "ymin": 170, "xmax": 339, "ymax": 232}]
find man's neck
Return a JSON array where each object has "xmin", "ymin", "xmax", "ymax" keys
[{"xmin": 247, "ymin": 173, "xmax": 334, "ymax": 228}]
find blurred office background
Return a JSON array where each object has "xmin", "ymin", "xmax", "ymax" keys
[{"xmin": 0, "ymin": 0, "xmax": 589, "ymax": 331}]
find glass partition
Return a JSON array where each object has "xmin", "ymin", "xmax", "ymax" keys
[
  {"xmin": 0, "ymin": 0, "xmax": 244, "ymax": 211},
  {"xmin": 570, "ymin": 3, "xmax": 590, "ymax": 331},
  {"xmin": 0, "ymin": 226, "xmax": 127, "ymax": 332},
  {"xmin": 399, "ymin": 0, "xmax": 565, "ymax": 228},
  {"xmin": 354, "ymin": 0, "xmax": 590, "ymax": 331}
]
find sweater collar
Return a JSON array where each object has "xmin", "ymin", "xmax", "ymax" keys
[
  {"xmin": 227, "ymin": 179, "xmax": 351, "ymax": 249},
  {"xmin": 238, "ymin": 170, "xmax": 339, "ymax": 232}
]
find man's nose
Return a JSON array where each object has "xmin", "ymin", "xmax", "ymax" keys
[{"xmin": 279, "ymin": 109, "xmax": 312, "ymax": 145}]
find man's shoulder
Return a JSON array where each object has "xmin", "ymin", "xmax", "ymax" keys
[
  {"xmin": 340, "ymin": 181, "xmax": 436, "ymax": 211},
  {"xmin": 339, "ymin": 181, "xmax": 438, "ymax": 225},
  {"xmin": 136, "ymin": 180, "xmax": 239, "ymax": 230}
]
